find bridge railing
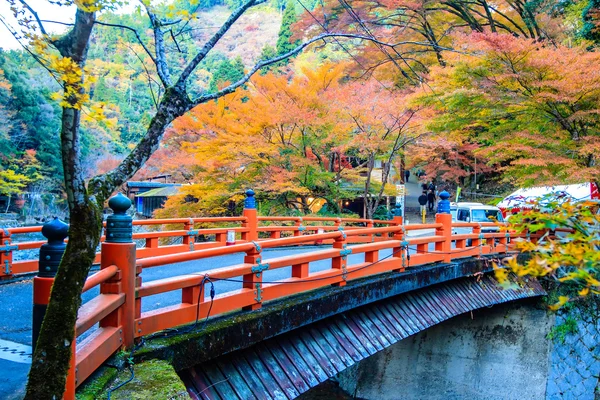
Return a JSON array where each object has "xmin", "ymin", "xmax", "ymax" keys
[
  {"xmin": 0, "ymin": 205, "xmax": 394, "ymax": 280},
  {"xmin": 28, "ymin": 191, "xmax": 548, "ymax": 399},
  {"xmin": 66, "ymin": 206, "xmax": 537, "ymax": 397}
]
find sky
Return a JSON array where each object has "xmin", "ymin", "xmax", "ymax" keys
[
  {"xmin": 0, "ymin": 1, "xmax": 137, "ymax": 51},
  {"xmin": 0, "ymin": 1, "xmax": 75, "ymax": 50}
]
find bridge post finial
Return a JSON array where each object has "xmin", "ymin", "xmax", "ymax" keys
[
  {"xmin": 102, "ymin": 192, "xmax": 137, "ymax": 349},
  {"xmin": 244, "ymin": 189, "xmax": 256, "ymax": 209},
  {"xmin": 437, "ymin": 190, "xmax": 451, "ymax": 214},
  {"xmin": 106, "ymin": 192, "xmax": 133, "ymax": 243},
  {"xmin": 33, "ymin": 217, "xmax": 69, "ymax": 351}
]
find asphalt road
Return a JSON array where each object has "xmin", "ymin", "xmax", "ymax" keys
[{"xmin": 0, "ymin": 239, "xmax": 435, "ymax": 398}]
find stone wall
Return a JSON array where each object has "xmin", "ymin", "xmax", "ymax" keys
[
  {"xmin": 546, "ymin": 303, "xmax": 600, "ymax": 400},
  {"xmin": 336, "ymin": 299, "xmax": 555, "ymax": 400}
]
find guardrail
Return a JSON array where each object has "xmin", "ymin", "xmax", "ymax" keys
[
  {"xmin": 1, "ymin": 202, "xmax": 397, "ymax": 280},
  {"xmin": 27, "ymin": 191, "xmax": 539, "ymax": 399}
]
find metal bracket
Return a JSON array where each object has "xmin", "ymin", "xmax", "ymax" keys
[
  {"xmin": 339, "ymin": 230, "xmax": 347, "ymax": 240},
  {"xmin": 251, "ymin": 241, "xmax": 261, "ymax": 253},
  {"xmin": 297, "ymin": 225, "xmax": 306, "ymax": 232},
  {"xmin": 187, "ymin": 230, "xmax": 199, "ymax": 236},
  {"xmin": 340, "ymin": 247, "xmax": 353, "ymax": 257},
  {"xmin": 340, "ymin": 245, "xmax": 352, "ymax": 281},
  {"xmin": 189, "ymin": 241, "xmax": 195, "ymax": 251},
  {"xmin": 2, "ymin": 228, "xmax": 9, "ymax": 237},
  {"xmin": 400, "ymin": 240, "xmax": 409, "ymax": 269},
  {"xmin": 4, "ymin": 260, "xmax": 11, "ymax": 274},
  {"xmin": 254, "ymin": 283, "xmax": 263, "ymax": 303},
  {"xmin": 251, "ymin": 258, "xmax": 270, "ymax": 277},
  {"xmin": 338, "ymin": 226, "xmax": 345, "ymax": 231},
  {"xmin": 0, "ymin": 244, "xmax": 18, "ymax": 254}
]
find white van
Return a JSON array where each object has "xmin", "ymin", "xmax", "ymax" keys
[{"xmin": 453, "ymin": 202, "xmax": 505, "ymax": 245}]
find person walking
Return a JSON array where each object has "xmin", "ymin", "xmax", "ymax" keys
[
  {"xmin": 404, "ymin": 169, "xmax": 410, "ymax": 183},
  {"xmin": 418, "ymin": 191, "xmax": 428, "ymax": 214},
  {"xmin": 427, "ymin": 189, "xmax": 436, "ymax": 212}
]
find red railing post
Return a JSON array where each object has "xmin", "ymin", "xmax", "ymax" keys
[
  {"xmin": 366, "ymin": 219, "xmax": 374, "ymax": 242},
  {"xmin": 242, "ymin": 189, "xmax": 262, "ymax": 310},
  {"xmin": 243, "ymin": 241, "xmax": 263, "ymax": 311},
  {"xmin": 64, "ymin": 339, "xmax": 76, "ymax": 400},
  {"xmin": 182, "ymin": 218, "xmax": 195, "ymax": 251},
  {"xmin": 242, "ymin": 189, "xmax": 258, "ymax": 242},
  {"xmin": 391, "ymin": 216, "xmax": 405, "ymax": 272},
  {"xmin": 145, "ymin": 236, "xmax": 159, "ymax": 252},
  {"xmin": 0, "ymin": 228, "xmax": 14, "ymax": 279},
  {"xmin": 472, "ymin": 223, "xmax": 482, "ymax": 248},
  {"xmin": 435, "ymin": 213, "xmax": 453, "ymax": 263},
  {"xmin": 33, "ymin": 218, "xmax": 68, "ymax": 350},
  {"xmin": 294, "ymin": 218, "xmax": 303, "ymax": 237},
  {"xmin": 100, "ymin": 194, "xmax": 137, "ymax": 348},
  {"xmin": 332, "ymin": 231, "xmax": 348, "ymax": 287}
]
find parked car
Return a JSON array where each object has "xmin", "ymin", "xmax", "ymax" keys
[{"xmin": 452, "ymin": 202, "xmax": 505, "ymax": 245}]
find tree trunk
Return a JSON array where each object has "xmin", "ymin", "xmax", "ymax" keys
[{"xmin": 25, "ymin": 201, "xmax": 103, "ymax": 399}]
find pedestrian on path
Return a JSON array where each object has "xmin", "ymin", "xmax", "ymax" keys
[
  {"xmin": 427, "ymin": 189, "xmax": 436, "ymax": 212},
  {"xmin": 404, "ymin": 169, "xmax": 410, "ymax": 183},
  {"xmin": 418, "ymin": 191, "xmax": 428, "ymax": 215}
]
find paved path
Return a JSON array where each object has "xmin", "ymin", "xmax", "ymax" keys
[{"xmin": 0, "ymin": 236, "xmax": 436, "ymax": 398}]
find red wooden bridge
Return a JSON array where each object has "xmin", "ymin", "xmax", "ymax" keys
[{"xmin": 3, "ymin": 191, "xmax": 540, "ymax": 399}]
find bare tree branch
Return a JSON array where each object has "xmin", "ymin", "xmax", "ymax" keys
[
  {"xmin": 142, "ymin": 3, "xmax": 172, "ymax": 87},
  {"xmin": 18, "ymin": 0, "xmax": 48, "ymax": 36},
  {"xmin": 94, "ymin": 20, "xmax": 159, "ymax": 69}
]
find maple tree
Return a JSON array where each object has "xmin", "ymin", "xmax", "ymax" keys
[
  {"xmin": 407, "ymin": 138, "xmax": 494, "ymax": 186},
  {"xmin": 156, "ymin": 61, "xmax": 426, "ymax": 218},
  {"xmin": 328, "ymin": 79, "xmax": 422, "ymax": 218},
  {"xmin": 417, "ymin": 33, "xmax": 600, "ymax": 187},
  {"xmin": 158, "ymin": 63, "xmax": 354, "ymax": 216}
]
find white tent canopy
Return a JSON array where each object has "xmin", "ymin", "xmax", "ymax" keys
[{"xmin": 498, "ymin": 183, "xmax": 594, "ymax": 211}]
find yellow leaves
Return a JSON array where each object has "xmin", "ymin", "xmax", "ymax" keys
[
  {"xmin": 493, "ymin": 262, "xmax": 509, "ymax": 284},
  {"xmin": 74, "ymin": 0, "xmax": 123, "ymax": 12},
  {"xmin": 548, "ymin": 296, "xmax": 569, "ymax": 311}
]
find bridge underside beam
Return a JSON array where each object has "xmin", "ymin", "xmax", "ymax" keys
[{"xmin": 181, "ymin": 273, "xmax": 544, "ymax": 399}]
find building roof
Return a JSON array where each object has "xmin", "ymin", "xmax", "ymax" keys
[
  {"xmin": 127, "ymin": 181, "xmax": 181, "ymax": 189},
  {"xmin": 136, "ymin": 186, "xmax": 182, "ymax": 197}
]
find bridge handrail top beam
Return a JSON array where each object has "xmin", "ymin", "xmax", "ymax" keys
[
  {"xmin": 405, "ymin": 223, "xmax": 443, "ymax": 230},
  {"xmin": 137, "ymin": 242, "xmax": 256, "ymax": 269},
  {"xmin": 130, "ymin": 217, "xmax": 247, "ymax": 226},
  {"xmin": 132, "ymin": 227, "xmax": 249, "ymax": 239},
  {"xmin": 451, "ymin": 221, "xmax": 503, "ymax": 228},
  {"xmin": 82, "ymin": 265, "xmax": 119, "ymax": 294}
]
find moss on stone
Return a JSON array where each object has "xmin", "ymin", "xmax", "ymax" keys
[
  {"xmin": 76, "ymin": 366, "xmax": 119, "ymax": 400},
  {"xmin": 90, "ymin": 359, "xmax": 187, "ymax": 400}
]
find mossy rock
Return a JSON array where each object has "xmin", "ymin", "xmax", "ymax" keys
[{"xmin": 86, "ymin": 359, "xmax": 187, "ymax": 400}]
